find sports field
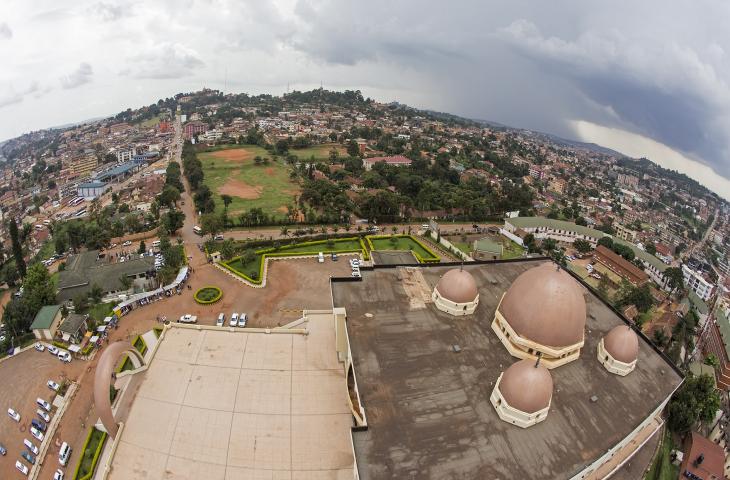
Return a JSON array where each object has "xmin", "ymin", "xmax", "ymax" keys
[
  {"xmin": 288, "ymin": 143, "xmax": 346, "ymax": 161},
  {"xmin": 198, "ymin": 145, "xmax": 300, "ymax": 218}
]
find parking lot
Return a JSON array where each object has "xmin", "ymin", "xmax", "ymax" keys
[{"xmin": 0, "ymin": 346, "xmax": 85, "ymax": 479}]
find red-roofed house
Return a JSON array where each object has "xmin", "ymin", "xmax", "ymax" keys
[
  {"xmin": 679, "ymin": 432, "xmax": 725, "ymax": 480},
  {"xmin": 363, "ymin": 155, "xmax": 412, "ymax": 171},
  {"xmin": 654, "ymin": 243, "xmax": 673, "ymax": 264}
]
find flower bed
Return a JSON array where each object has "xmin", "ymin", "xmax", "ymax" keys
[{"xmin": 194, "ymin": 286, "xmax": 223, "ymax": 304}]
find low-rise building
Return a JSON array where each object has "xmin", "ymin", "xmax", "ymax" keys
[
  {"xmin": 595, "ymin": 245, "xmax": 649, "ymax": 286},
  {"xmin": 679, "ymin": 432, "xmax": 725, "ymax": 480},
  {"xmin": 362, "ymin": 155, "xmax": 412, "ymax": 171},
  {"xmin": 683, "ymin": 264, "xmax": 715, "ymax": 301},
  {"xmin": 30, "ymin": 304, "xmax": 63, "ymax": 341},
  {"xmin": 472, "ymin": 237, "xmax": 503, "ymax": 260},
  {"xmin": 58, "ymin": 313, "xmax": 88, "ymax": 344},
  {"xmin": 614, "ymin": 223, "xmax": 638, "ymax": 243}
]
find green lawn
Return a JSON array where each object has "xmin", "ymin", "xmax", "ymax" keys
[
  {"xmin": 645, "ymin": 430, "xmax": 678, "ymax": 480},
  {"xmin": 135, "ymin": 115, "xmax": 161, "ymax": 129},
  {"xmin": 452, "ymin": 241, "xmax": 473, "ymax": 255},
  {"xmin": 501, "ymin": 239, "xmax": 525, "ymax": 259},
  {"xmin": 288, "ymin": 143, "xmax": 346, "ymax": 162},
  {"xmin": 198, "ymin": 145, "xmax": 299, "ymax": 219},
  {"xmin": 86, "ymin": 302, "xmax": 116, "ymax": 323},
  {"xmin": 369, "ymin": 236, "xmax": 439, "ymax": 261}
]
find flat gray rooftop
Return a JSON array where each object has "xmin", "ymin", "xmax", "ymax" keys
[
  {"xmin": 370, "ymin": 250, "xmax": 417, "ymax": 265},
  {"xmin": 332, "ymin": 260, "xmax": 682, "ymax": 479}
]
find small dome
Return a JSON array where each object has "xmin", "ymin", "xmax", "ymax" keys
[
  {"xmin": 499, "ymin": 263, "xmax": 586, "ymax": 348},
  {"xmin": 499, "ymin": 359, "xmax": 553, "ymax": 413},
  {"xmin": 436, "ymin": 268, "xmax": 478, "ymax": 304},
  {"xmin": 604, "ymin": 325, "xmax": 639, "ymax": 364}
]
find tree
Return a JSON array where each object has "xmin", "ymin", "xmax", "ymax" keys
[
  {"xmin": 645, "ymin": 243, "xmax": 656, "ymax": 255},
  {"xmin": 138, "ymin": 241, "xmax": 146, "ymax": 254},
  {"xmin": 89, "ymin": 284, "xmax": 103, "ymax": 304},
  {"xmin": 200, "ymin": 213, "xmax": 223, "ymax": 238},
  {"xmin": 158, "ymin": 185, "xmax": 181, "ymax": 209},
  {"xmin": 664, "ymin": 267, "xmax": 684, "ymax": 295},
  {"xmin": 347, "ymin": 140, "xmax": 359, "ymax": 157},
  {"xmin": 22, "ymin": 262, "xmax": 56, "ymax": 314},
  {"xmin": 221, "ymin": 194, "xmax": 233, "ymax": 214},
  {"xmin": 162, "ymin": 210, "xmax": 185, "ymax": 234},
  {"xmin": 667, "ymin": 374, "xmax": 720, "ymax": 434},
  {"xmin": 118, "ymin": 275, "xmax": 133, "ymax": 291},
  {"xmin": 619, "ymin": 283, "xmax": 653, "ymax": 313},
  {"xmin": 704, "ymin": 353, "xmax": 719, "ymax": 368},
  {"xmin": 573, "ymin": 239, "xmax": 592, "ymax": 254},
  {"xmin": 542, "ymin": 238, "xmax": 558, "ymax": 253},
  {"xmin": 9, "ymin": 219, "xmax": 26, "ymax": 278},
  {"xmin": 597, "ymin": 236, "xmax": 613, "ymax": 249}
]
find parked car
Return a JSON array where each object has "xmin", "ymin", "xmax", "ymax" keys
[
  {"xmin": 231, "ymin": 313, "xmax": 238, "ymax": 326},
  {"xmin": 178, "ymin": 314, "xmax": 197, "ymax": 324},
  {"xmin": 214, "ymin": 234, "xmax": 224, "ymax": 241},
  {"xmin": 59, "ymin": 442, "xmax": 71, "ymax": 466},
  {"xmin": 351, "ymin": 271, "xmax": 362, "ymax": 278},
  {"xmin": 318, "ymin": 252, "xmax": 324, "ymax": 263},
  {"xmin": 216, "ymin": 313, "xmax": 225, "ymax": 327},
  {"xmin": 238, "ymin": 313, "xmax": 247, "ymax": 328},
  {"xmin": 0, "ymin": 443, "xmax": 6, "ymax": 455},
  {"xmin": 349, "ymin": 259, "xmax": 360, "ymax": 267},
  {"xmin": 21, "ymin": 450, "xmax": 35, "ymax": 465},
  {"xmin": 7, "ymin": 408, "xmax": 20, "ymax": 422},
  {"xmin": 47, "ymin": 380, "xmax": 60, "ymax": 391},
  {"xmin": 331, "ymin": 253, "xmax": 338, "ymax": 261},
  {"xmin": 57, "ymin": 351, "xmax": 72, "ymax": 363},
  {"xmin": 122, "ymin": 240, "xmax": 132, "ymax": 247},
  {"xmin": 35, "ymin": 398, "xmax": 51, "ymax": 412},
  {"xmin": 34, "ymin": 342, "xmax": 45, "ymax": 352},
  {"xmin": 29, "ymin": 427, "xmax": 44, "ymax": 442},
  {"xmin": 31, "ymin": 418, "xmax": 47, "ymax": 432},
  {"xmin": 23, "ymin": 439, "xmax": 38, "ymax": 456},
  {"xmin": 53, "ymin": 469, "xmax": 65, "ymax": 480},
  {"xmin": 47, "ymin": 345, "xmax": 59, "ymax": 356},
  {"xmin": 15, "ymin": 460, "xmax": 28, "ymax": 475},
  {"xmin": 36, "ymin": 409, "xmax": 50, "ymax": 423}
]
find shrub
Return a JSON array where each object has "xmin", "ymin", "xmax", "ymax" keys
[{"xmin": 194, "ymin": 286, "xmax": 223, "ymax": 304}]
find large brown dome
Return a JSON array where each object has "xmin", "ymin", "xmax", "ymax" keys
[
  {"xmin": 604, "ymin": 325, "xmax": 639, "ymax": 363},
  {"xmin": 499, "ymin": 263, "xmax": 586, "ymax": 348},
  {"xmin": 436, "ymin": 268, "xmax": 478, "ymax": 304},
  {"xmin": 499, "ymin": 359, "xmax": 553, "ymax": 413}
]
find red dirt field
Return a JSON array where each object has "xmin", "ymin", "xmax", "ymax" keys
[
  {"xmin": 218, "ymin": 178, "xmax": 262, "ymax": 199},
  {"xmin": 208, "ymin": 148, "xmax": 254, "ymax": 163}
]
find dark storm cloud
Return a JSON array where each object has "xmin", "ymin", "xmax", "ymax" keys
[{"xmin": 290, "ymin": 1, "xmax": 730, "ymax": 180}]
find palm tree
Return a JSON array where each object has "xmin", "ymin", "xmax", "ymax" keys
[{"xmin": 280, "ymin": 226, "xmax": 289, "ymax": 237}]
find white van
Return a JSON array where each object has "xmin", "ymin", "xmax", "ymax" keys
[
  {"xmin": 318, "ymin": 252, "xmax": 324, "ymax": 263},
  {"xmin": 58, "ymin": 442, "xmax": 71, "ymax": 466},
  {"xmin": 151, "ymin": 240, "xmax": 161, "ymax": 248},
  {"xmin": 23, "ymin": 439, "xmax": 38, "ymax": 456},
  {"xmin": 57, "ymin": 351, "xmax": 72, "ymax": 363}
]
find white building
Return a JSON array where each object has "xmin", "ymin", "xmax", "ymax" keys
[{"xmin": 682, "ymin": 264, "xmax": 715, "ymax": 301}]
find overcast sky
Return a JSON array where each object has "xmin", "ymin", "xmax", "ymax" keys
[{"xmin": 1, "ymin": 0, "xmax": 729, "ymax": 198}]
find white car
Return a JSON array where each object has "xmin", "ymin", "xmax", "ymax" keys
[
  {"xmin": 122, "ymin": 240, "xmax": 132, "ymax": 246},
  {"xmin": 36, "ymin": 409, "xmax": 50, "ymax": 423},
  {"xmin": 47, "ymin": 345, "xmax": 59, "ymax": 356},
  {"xmin": 15, "ymin": 460, "xmax": 28, "ymax": 475},
  {"xmin": 238, "ymin": 313, "xmax": 247, "ymax": 328},
  {"xmin": 48, "ymin": 380, "xmax": 60, "ymax": 391},
  {"xmin": 349, "ymin": 259, "xmax": 360, "ymax": 267},
  {"xmin": 30, "ymin": 427, "xmax": 44, "ymax": 442},
  {"xmin": 34, "ymin": 342, "xmax": 45, "ymax": 352},
  {"xmin": 58, "ymin": 351, "xmax": 72, "ymax": 363},
  {"xmin": 23, "ymin": 439, "xmax": 38, "ymax": 456},
  {"xmin": 178, "ymin": 314, "xmax": 197, "ymax": 324},
  {"xmin": 37, "ymin": 398, "xmax": 51, "ymax": 412},
  {"xmin": 53, "ymin": 469, "xmax": 65, "ymax": 480},
  {"xmin": 351, "ymin": 271, "xmax": 362, "ymax": 278},
  {"xmin": 231, "ymin": 313, "xmax": 239, "ymax": 326},
  {"xmin": 7, "ymin": 408, "xmax": 20, "ymax": 422}
]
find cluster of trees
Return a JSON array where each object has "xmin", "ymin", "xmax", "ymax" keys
[
  {"xmin": 597, "ymin": 236, "xmax": 637, "ymax": 262},
  {"xmin": 181, "ymin": 143, "xmax": 215, "ymax": 214},
  {"xmin": 155, "ymin": 162, "xmax": 185, "ymax": 234},
  {"xmin": 0, "ymin": 263, "xmax": 56, "ymax": 348}
]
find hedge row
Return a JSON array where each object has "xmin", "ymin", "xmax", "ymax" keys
[
  {"xmin": 133, "ymin": 335, "xmax": 148, "ymax": 356},
  {"xmin": 73, "ymin": 427, "xmax": 108, "ymax": 480},
  {"xmin": 221, "ymin": 237, "xmax": 370, "ymax": 285},
  {"xmin": 193, "ymin": 286, "xmax": 223, "ymax": 305},
  {"xmin": 366, "ymin": 234, "xmax": 440, "ymax": 263}
]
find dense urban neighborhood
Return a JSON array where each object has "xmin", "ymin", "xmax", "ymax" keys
[{"xmin": 0, "ymin": 88, "xmax": 728, "ymax": 479}]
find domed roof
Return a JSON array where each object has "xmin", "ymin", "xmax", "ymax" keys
[
  {"xmin": 499, "ymin": 359, "xmax": 553, "ymax": 413},
  {"xmin": 604, "ymin": 325, "xmax": 639, "ymax": 363},
  {"xmin": 436, "ymin": 268, "xmax": 478, "ymax": 304},
  {"xmin": 499, "ymin": 263, "xmax": 586, "ymax": 348}
]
